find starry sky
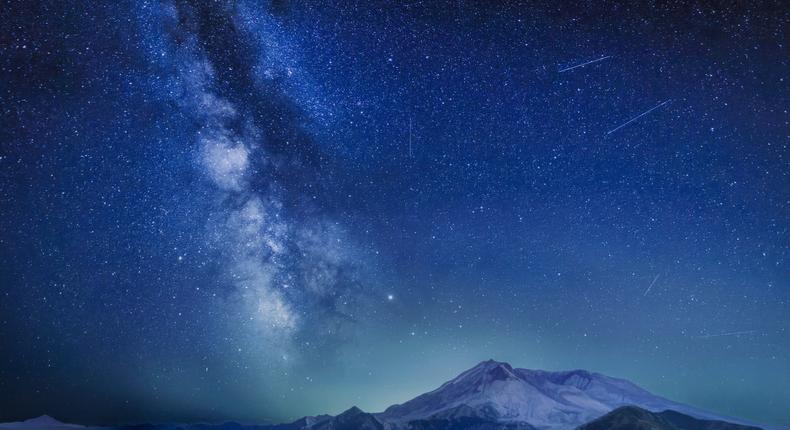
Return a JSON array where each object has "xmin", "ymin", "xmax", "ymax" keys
[{"xmin": 1, "ymin": 0, "xmax": 788, "ymax": 427}]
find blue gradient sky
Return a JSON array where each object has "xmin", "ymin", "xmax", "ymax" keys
[{"xmin": 1, "ymin": 0, "xmax": 788, "ymax": 427}]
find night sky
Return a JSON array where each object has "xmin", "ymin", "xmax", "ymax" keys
[{"xmin": 1, "ymin": 0, "xmax": 788, "ymax": 427}]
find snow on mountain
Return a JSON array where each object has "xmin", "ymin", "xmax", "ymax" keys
[{"xmin": 377, "ymin": 359, "xmax": 761, "ymax": 430}]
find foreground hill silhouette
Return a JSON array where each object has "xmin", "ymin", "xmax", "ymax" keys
[{"xmin": 577, "ymin": 406, "xmax": 762, "ymax": 430}]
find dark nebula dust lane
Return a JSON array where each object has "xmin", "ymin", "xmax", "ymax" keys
[{"xmin": 0, "ymin": 0, "xmax": 788, "ymax": 427}]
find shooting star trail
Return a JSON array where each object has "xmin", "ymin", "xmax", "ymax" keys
[
  {"xmin": 558, "ymin": 55, "xmax": 612, "ymax": 73},
  {"xmin": 606, "ymin": 100, "xmax": 671, "ymax": 135},
  {"xmin": 643, "ymin": 274, "xmax": 660, "ymax": 296},
  {"xmin": 696, "ymin": 330, "xmax": 758, "ymax": 339}
]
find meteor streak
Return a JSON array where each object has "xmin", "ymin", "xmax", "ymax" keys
[
  {"xmin": 558, "ymin": 55, "xmax": 612, "ymax": 72},
  {"xmin": 643, "ymin": 274, "xmax": 660, "ymax": 296},
  {"xmin": 606, "ymin": 100, "xmax": 671, "ymax": 135},
  {"xmin": 696, "ymin": 330, "xmax": 758, "ymax": 339}
]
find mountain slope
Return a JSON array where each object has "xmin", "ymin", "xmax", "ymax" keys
[
  {"xmin": 405, "ymin": 404, "xmax": 538, "ymax": 430},
  {"xmin": 577, "ymin": 406, "xmax": 762, "ymax": 430}
]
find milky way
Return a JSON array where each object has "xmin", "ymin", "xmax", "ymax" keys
[
  {"xmin": 1, "ymin": 0, "xmax": 788, "ymax": 427},
  {"xmin": 157, "ymin": 1, "xmax": 379, "ymax": 359}
]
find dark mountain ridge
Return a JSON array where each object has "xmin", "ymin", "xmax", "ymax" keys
[{"xmin": 578, "ymin": 406, "xmax": 763, "ymax": 430}]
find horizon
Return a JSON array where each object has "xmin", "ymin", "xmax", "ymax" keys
[
  {"xmin": 1, "ymin": 0, "xmax": 788, "ymax": 429},
  {"xmin": 0, "ymin": 359, "xmax": 783, "ymax": 428}
]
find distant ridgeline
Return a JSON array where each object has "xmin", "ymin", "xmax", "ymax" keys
[{"xmin": 0, "ymin": 361, "xmax": 772, "ymax": 430}]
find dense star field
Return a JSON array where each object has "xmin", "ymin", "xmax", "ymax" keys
[{"xmin": 0, "ymin": 0, "xmax": 788, "ymax": 427}]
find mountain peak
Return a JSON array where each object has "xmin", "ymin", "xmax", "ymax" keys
[
  {"xmin": 476, "ymin": 359, "xmax": 512, "ymax": 369},
  {"xmin": 321, "ymin": 406, "xmax": 383, "ymax": 430},
  {"xmin": 338, "ymin": 406, "xmax": 364, "ymax": 417},
  {"xmin": 24, "ymin": 416, "xmax": 66, "ymax": 426},
  {"xmin": 466, "ymin": 359, "xmax": 517, "ymax": 381}
]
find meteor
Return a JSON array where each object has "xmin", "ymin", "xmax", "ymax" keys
[
  {"xmin": 606, "ymin": 100, "xmax": 671, "ymax": 135},
  {"xmin": 643, "ymin": 274, "xmax": 660, "ymax": 296},
  {"xmin": 558, "ymin": 55, "xmax": 612, "ymax": 73},
  {"xmin": 696, "ymin": 330, "xmax": 757, "ymax": 339}
]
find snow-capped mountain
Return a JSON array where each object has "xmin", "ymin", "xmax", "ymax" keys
[{"xmin": 377, "ymin": 359, "xmax": 761, "ymax": 430}]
